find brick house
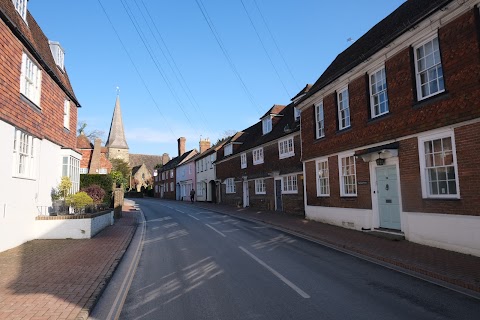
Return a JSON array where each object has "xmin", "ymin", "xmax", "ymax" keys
[
  {"xmin": 296, "ymin": 0, "xmax": 480, "ymax": 256},
  {"xmin": 0, "ymin": 0, "xmax": 81, "ymax": 252},
  {"xmin": 77, "ymin": 133, "xmax": 112, "ymax": 174},
  {"xmin": 154, "ymin": 137, "xmax": 197, "ymax": 200},
  {"xmin": 215, "ymin": 101, "xmax": 306, "ymax": 215}
]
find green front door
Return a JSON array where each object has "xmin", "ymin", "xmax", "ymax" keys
[{"xmin": 376, "ymin": 165, "xmax": 401, "ymax": 230}]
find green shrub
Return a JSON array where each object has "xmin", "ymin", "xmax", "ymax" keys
[
  {"xmin": 80, "ymin": 174, "xmax": 113, "ymax": 196},
  {"xmin": 67, "ymin": 192, "xmax": 93, "ymax": 213}
]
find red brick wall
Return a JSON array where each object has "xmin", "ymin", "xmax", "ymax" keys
[
  {"xmin": 216, "ymin": 134, "xmax": 304, "ymax": 214},
  {"xmin": 400, "ymin": 124, "xmax": 480, "ymax": 216},
  {"xmin": 0, "ymin": 19, "xmax": 77, "ymax": 149},
  {"xmin": 305, "ymin": 156, "xmax": 371, "ymax": 209},
  {"xmin": 301, "ymin": 9, "xmax": 480, "ymax": 162},
  {"xmin": 301, "ymin": 9, "xmax": 480, "ymax": 217}
]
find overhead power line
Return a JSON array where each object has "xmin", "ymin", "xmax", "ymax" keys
[
  {"xmin": 194, "ymin": 0, "xmax": 263, "ymax": 115},
  {"xmin": 240, "ymin": 0, "xmax": 291, "ymax": 99},
  {"xmin": 119, "ymin": 0, "xmax": 201, "ymax": 137},
  {"xmin": 96, "ymin": 0, "xmax": 177, "ymax": 139},
  {"xmin": 253, "ymin": 0, "xmax": 301, "ymax": 90}
]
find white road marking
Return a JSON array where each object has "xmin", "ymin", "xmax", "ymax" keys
[
  {"xmin": 188, "ymin": 214, "xmax": 200, "ymax": 221},
  {"xmin": 176, "ymin": 209, "xmax": 185, "ymax": 213},
  {"xmin": 252, "ymin": 226, "xmax": 268, "ymax": 229},
  {"xmin": 152, "ymin": 227, "xmax": 159, "ymax": 230},
  {"xmin": 146, "ymin": 216, "xmax": 172, "ymax": 223},
  {"xmin": 239, "ymin": 246, "xmax": 310, "ymax": 299},
  {"xmin": 205, "ymin": 224, "xmax": 226, "ymax": 237}
]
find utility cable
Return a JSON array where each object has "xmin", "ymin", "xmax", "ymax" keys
[
  {"xmin": 253, "ymin": 0, "xmax": 301, "ymax": 90},
  {"xmin": 195, "ymin": 0, "xmax": 263, "ymax": 115},
  {"xmin": 240, "ymin": 0, "xmax": 291, "ymax": 99},
  {"xmin": 96, "ymin": 0, "xmax": 177, "ymax": 139}
]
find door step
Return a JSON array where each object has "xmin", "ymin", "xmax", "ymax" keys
[{"xmin": 365, "ymin": 228, "xmax": 405, "ymax": 241}]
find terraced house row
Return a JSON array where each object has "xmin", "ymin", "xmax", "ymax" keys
[{"xmin": 155, "ymin": 0, "xmax": 480, "ymax": 257}]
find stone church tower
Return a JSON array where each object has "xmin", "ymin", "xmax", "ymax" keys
[{"xmin": 106, "ymin": 95, "xmax": 129, "ymax": 163}]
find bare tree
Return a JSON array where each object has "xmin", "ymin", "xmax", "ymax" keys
[{"xmin": 77, "ymin": 121, "xmax": 105, "ymax": 142}]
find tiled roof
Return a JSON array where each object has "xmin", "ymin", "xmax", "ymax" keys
[
  {"xmin": 76, "ymin": 133, "xmax": 93, "ymax": 149},
  {"xmin": 0, "ymin": 0, "xmax": 79, "ymax": 107},
  {"xmin": 305, "ymin": 0, "xmax": 451, "ymax": 99},
  {"xmin": 130, "ymin": 154, "xmax": 166, "ymax": 174},
  {"xmin": 161, "ymin": 150, "xmax": 197, "ymax": 172},
  {"xmin": 259, "ymin": 104, "xmax": 286, "ymax": 120},
  {"xmin": 216, "ymin": 102, "xmax": 300, "ymax": 163},
  {"xmin": 291, "ymin": 84, "xmax": 312, "ymax": 101}
]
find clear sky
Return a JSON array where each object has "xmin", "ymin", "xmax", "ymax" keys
[{"xmin": 29, "ymin": 0, "xmax": 405, "ymax": 158}]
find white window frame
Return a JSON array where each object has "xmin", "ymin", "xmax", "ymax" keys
[
  {"xmin": 224, "ymin": 143, "xmax": 233, "ymax": 156},
  {"xmin": 278, "ymin": 137, "xmax": 294, "ymax": 159},
  {"xmin": 12, "ymin": 129, "xmax": 36, "ymax": 179},
  {"xmin": 253, "ymin": 147, "xmax": 264, "ymax": 165},
  {"xmin": 196, "ymin": 182, "xmax": 203, "ymax": 196},
  {"xmin": 226, "ymin": 178, "xmax": 236, "ymax": 194},
  {"xmin": 13, "ymin": 0, "xmax": 27, "ymax": 21},
  {"xmin": 170, "ymin": 170, "xmax": 174, "ymax": 178},
  {"xmin": 170, "ymin": 182, "xmax": 174, "ymax": 191},
  {"xmin": 241, "ymin": 153, "xmax": 247, "ymax": 169},
  {"xmin": 414, "ymin": 35, "xmax": 445, "ymax": 101},
  {"xmin": 418, "ymin": 130, "xmax": 460, "ymax": 199},
  {"xmin": 62, "ymin": 154, "xmax": 80, "ymax": 194},
  {"xmin": 369, "ymin": 66, "xmax": 389, "ymax": 118},
  {"xmin": 282, "ymin": 174, "xmax": 298, "ymax": 194},
  {"xmin": 316, "ymin": 158, "xmax": 330, "ymax": 197},
  {"xmin": 63, "ymin": 99, "xmax": 70, "ymax": 129},
  {"xmin": 255, "ymin": 179, "xmax": 266, "ymax": 194},
  {"xmin": 338, "ymin": 153, "xmax": 357, "ymax": 197},
  {"xmin": 337, "ymin": 87, "xmax": 350, "ymax": 130},
  {"xmin": 315, "ymin": 102, "xmax": 325, "ymax": 139},
  {"xmin": 98, "ymin": 168, "xmax": 108, "ymax": 174},
  {"xmin": 262, "ymin": 116, "xmax": 272, "ymax": 134},
  {"xmin": 20, "ymin": 53, "xmax": 42, "ymax": 107},
  {"xmin": 79, "ymin": 168, "xmax": 88, "ymax": 174},
  {"xmin": 294, "ymin": 107, "xmax": 301, "ymax": 122},
  {"xmin": 210, "ymin": 154, "xmax": 215, "ymax": 169}
]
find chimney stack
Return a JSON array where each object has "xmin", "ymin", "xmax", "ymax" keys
[
  {"xmin": 199, "ymin": 138, "xmax": 211, "ymax": 154},
  {"xmin": 178, "ymin": 137, "xmax": 186, "ymax": 156},
  {"xmin": 89, "ymin": 138, "xmax": 102, "ymax": 174}
]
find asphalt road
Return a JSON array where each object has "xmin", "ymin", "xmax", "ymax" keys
[{"xmin": 118, "ymin": 198, "xmax": 480, "ymax": 320}]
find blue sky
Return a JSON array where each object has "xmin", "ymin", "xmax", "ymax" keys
[{"xmin": 29, "ymin": 0, "xmax": 405, "ymax": 158}]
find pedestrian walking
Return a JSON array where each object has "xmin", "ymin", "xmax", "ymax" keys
[{"xmin": 190, "ymin": 189, "xmax": 195, "ymax": 202}]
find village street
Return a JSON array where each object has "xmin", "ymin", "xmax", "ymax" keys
[{"xmin": 91, "ymin": 199, "xmax": 480, "ymax": 320}]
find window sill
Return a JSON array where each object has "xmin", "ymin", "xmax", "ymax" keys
[
  {"xmin": 317, "ymin": 194, "xmax": 330, "ymax": 197},
  {"xmin": 20, "ymin": 94, "xmax": 41, "ymax": 112},
  {"xmin": 255, "ymin": 192, "xmax": 266, "ymax": 195},
  {"xmin": 413, "ymin": 91, "xmax": 450, "ymax": 110},
  {"xmin": 423, "ymin": 195, "xmax": 460, "ymax": 200},
  {"xmin": 253, "ymin": 161, "xmax": 264, "ymax": 165},
  {"xmin": 12, "ymin": 175, "xmax": 36, "ymax": 181},
  {"xmin": 279, "ymin": 153, "xmax": 294, "ymax": 160},
  {"xmin": 282, "ymin": 191, "xmax": 298, "ymax": 194}
]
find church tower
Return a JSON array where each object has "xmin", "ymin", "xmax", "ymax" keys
[{"xmin": 106, "ymin": 95, "xmax": 129, "ymax": 164}]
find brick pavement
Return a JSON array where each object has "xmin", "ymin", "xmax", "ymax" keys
[
  {"xmin": 191, "ymin": 201, "xmax": 480, "ymax": 294},
  {"xmin": 0, "ymin": 205, "xmax": 137, "ymax": 320}
]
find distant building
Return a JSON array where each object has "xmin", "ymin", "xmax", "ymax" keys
[{"xmin": 77, "ymin": 132, "xmax": 112, "ymax": 174}]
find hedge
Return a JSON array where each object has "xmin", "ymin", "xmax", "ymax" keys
[{"xmin": 80, "ymin": 174, "xmax": 113, "ymax": 196}]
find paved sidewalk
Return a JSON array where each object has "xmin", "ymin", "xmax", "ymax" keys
[
  {"xmin": 191, "ymin": 201, "xmax": 480, "ymax": 295},
  {"xmin": 0, "ymin": 205, "xmax": 138, "ymax": 320}
]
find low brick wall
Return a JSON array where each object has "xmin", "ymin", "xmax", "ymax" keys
[{"xmin": 34, "ymin": 210, "xmax": 114, "ymax": 239}]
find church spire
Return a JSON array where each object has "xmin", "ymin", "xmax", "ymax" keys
[{"xmin": 106, "ymin": 94, "xmax": 129, "ymax": 150}]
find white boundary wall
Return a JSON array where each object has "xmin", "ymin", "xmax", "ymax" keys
[
  {"xmin": 305, "ymin": 205, "xmax": 480, "ymax": 257},
  {"xmin": 34, "ymin": 211, "xmax": 114, "ymax": 239}
]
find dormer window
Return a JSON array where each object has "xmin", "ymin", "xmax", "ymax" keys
[
  {"xmin": 13, "ymin": 0, "xmax": 27, "ymax": 21},
  {"xmin": 224, "ymin": 143, "xmax": 233, "ymax": 156},
  {"xmin": 49, "ymin": 41, "xmax": 65, "ymax": 71},
  {"xmin": 262, "ymin": 116, "xmax": 272, "ymax": 134},
  {"xmin": 294, "ymin": 108, "xmax": 301, "ymax": 122}
]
